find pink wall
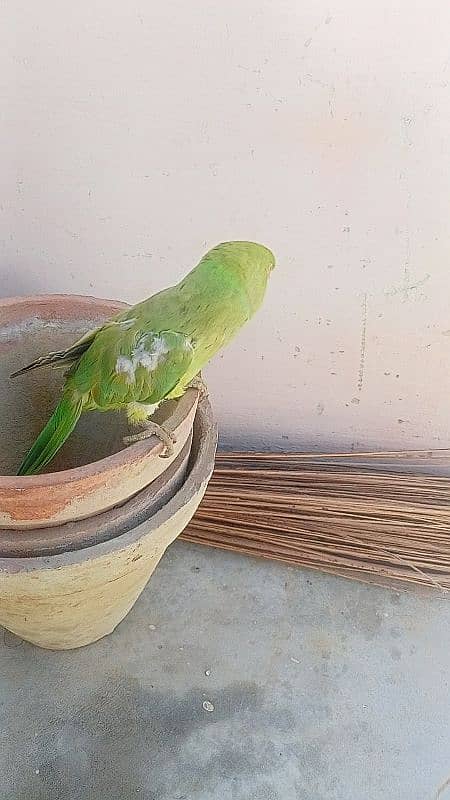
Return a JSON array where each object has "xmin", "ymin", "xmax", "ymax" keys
[{"xmin": 2, "ymin": 0, "xmax": 449, "ymax": 451}]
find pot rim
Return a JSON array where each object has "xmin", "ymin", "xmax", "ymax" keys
[
  {"xmin": 0, "ymin": 398, "xmax": 217, "ymax": 570},
  {"xmin": 0, "ymin": 435, "xmax": 193, "ymax": 558},
  {"xmin": 0, "ymin": 293, "xmax": 198, "ymax": 488}
]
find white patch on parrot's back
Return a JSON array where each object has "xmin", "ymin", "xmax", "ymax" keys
[
  {"xmin": 115, "ymin": 333, "xmax": 170, "ymax": 383},
  {"xmin": 136, "ymin": 334, "xmax": 170, "ymax": 370},
  {"xmin": 115, "ymin": 355, "xmax": 135, "ymax": 381}
]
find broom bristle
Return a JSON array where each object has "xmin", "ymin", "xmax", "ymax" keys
[{"xmin": 182, "ymin": 450, "xmax": 450, "ymax": 592}]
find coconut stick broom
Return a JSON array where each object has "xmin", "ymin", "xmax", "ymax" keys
[{"xmin": 182, "ymin": 449, "xmax": 450, "ymax": 591}]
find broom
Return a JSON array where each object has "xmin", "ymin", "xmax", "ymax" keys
[{"xmin": 182, "ymin": 449, "xmax": 450, "ymax": 591}]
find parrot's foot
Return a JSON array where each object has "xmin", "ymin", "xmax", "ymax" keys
[
  {"xmin": 123, "ymin": 421, "xmax": 176, "ymax": 458},
  {"xmin": 187, "ymin": 374, "xmax": 209, "ymax": 401}
]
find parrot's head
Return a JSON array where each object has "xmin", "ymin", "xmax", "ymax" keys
[
  {"xmin": 203, "ymin": 241, "xmax": 275, "ymax": 311},
  {"xmin": 211, "ymin": 241, "xmax": 275, "ymax": 274}
]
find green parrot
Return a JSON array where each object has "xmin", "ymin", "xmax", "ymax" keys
[{"xmin": 12, "ymin": 241, "xmax": 275, "ymax": 476}]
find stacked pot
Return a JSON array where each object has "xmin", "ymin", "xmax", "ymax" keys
[{"xmin": 0, "ymin": 295, "xmax": 216, "ymax": 649}]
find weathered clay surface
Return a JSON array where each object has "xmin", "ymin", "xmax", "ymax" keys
[
  {"xmin": 0, "ymin": 401, "xmax": 217, "ymax": 649},
  {"xmin": 0, "ymin": 435, "xmax": 192, "ymax": 557},
  {"xmin": 0, "ymin": 295, "xmax": 198, "ymax": 528}
]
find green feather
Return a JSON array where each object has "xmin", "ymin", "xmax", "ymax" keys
[{"xmin": 17, "ymin": 392, "xmax": 84, "ymax": 476}]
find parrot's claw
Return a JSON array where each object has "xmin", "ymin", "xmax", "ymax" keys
[
  {"xmin": 123, "ymin": 422, "xmax": 176, "ymax": 458},
  {"xmin": 187, "ymin": 374, "xmax": 209, "ymax": 401}
]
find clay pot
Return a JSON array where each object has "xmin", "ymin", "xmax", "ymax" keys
[
  {"xmin": 0, "ymin": 401, "xmax": 217, "ymax": 649},
  {"xmin": 0, "ymin": 295, "xmax": 198, "ymax": 528}
]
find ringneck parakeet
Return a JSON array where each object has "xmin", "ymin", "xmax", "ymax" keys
[{"xmin": 13, "ymin": 241, "xmax": 275, "ymax": 476}]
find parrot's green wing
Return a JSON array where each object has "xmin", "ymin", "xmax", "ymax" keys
[
  {"xmin": 70, "ymin": 327, "xmax": 195, "ymax": 410},
  {"xmin": 17, "ymin": 328, "xmax": 195, "ymax": 476}
]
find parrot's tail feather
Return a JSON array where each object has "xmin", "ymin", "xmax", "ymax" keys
[
  {"xmin": 11, "ymin": 350, "xmax": 77, "ymax": 378},
  {"xmin": 10, "ymin": 330, "xmax": 98, "ymax": 378},
  {"xmin": 17, "ymin": 392, "xmax": 85, "ymax": 476}
]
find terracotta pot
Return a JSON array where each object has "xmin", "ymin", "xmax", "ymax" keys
[
  {"xmin": 0, "ymin": 400, "xmax": 217, "ymax": 649},
  {"xmin": 0, "ymin": 295, "xmax": 198, "ymax": 528},
  {"xmin": 0, "ymin": 436, "xmax": 193, "ymax": 557}
]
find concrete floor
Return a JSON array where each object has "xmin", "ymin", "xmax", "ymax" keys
[{"xmin": 1, "ymin": 542, "xmax": 450, "ymax": 800}]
